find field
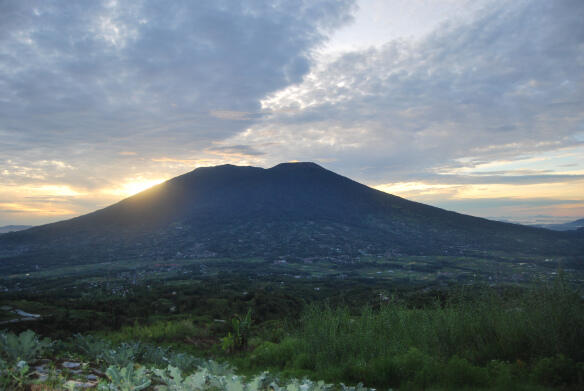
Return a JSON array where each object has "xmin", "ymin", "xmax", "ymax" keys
[{"xmin": 0, "ymin": 255, "xmax": 583, "ymax": 389}]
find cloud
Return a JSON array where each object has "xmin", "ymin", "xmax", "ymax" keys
[
  {"xmin": 0, "ymin": 0, "xmax": 356, "ymax": 224},
  {"xmin": 0, "ymin": 0, "xmax": 355, "ymax": 181},
  {"xmin": 209, "ymin": 111, "xmax": 259, "ymax": 121},
  {"xmin": 206, "ymin": 144, "xmax": 265, "ymax": 157},
  {"xmin": 232, "ymin": 0, "xmax": 584, "ymax": 183}
]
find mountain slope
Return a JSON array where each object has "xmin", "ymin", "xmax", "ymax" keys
[
  {"xmin": 533, "ymin": 218, "xmax": 584, "ymax": 231},
  {"xmin": 0, "ymin": 163, "xmax": 581, "ymax": 269},
  {"xmin": 0, "ymin": 225, "xmax": 33, "ymax": 234}
]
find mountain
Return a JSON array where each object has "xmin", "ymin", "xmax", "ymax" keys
[
  {"xmin": 0, "ymin": 225, "xmax": 33, "ymax": 234},
  {"xmin": 533, "ymin": 218, "xmax": 584, "ymax": 231},
  {"xmin": 0, "ymin": 163, "xmax": 581, "ymax": 270}
]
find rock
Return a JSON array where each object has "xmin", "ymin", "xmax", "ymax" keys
[
  {"xmin": 34, "ymin": 364, "xmax": 47, "ymax": 372},
  {"xmin": 87, "ymin": 374, "xmax": 98, "ymax": 381},
  {"xmin": 62, "ymin": 361, "xmax": 81, "ymax": 369},
  {"xmin": 65, "ymin": 380, "xmax": 96, "ymax": 389}
]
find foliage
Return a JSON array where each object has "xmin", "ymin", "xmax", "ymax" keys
[
  {"xmin": 222, "ymin": 309, "xmax": 252, "ymax": 353},
  {"xmin": 0, "ymin": 358, "xmax": 11, "ymax": 390},
  {"xmin": 99, "ymin": 363, "xmax": 151, "ymax": 391},
  {"xmin": 8, "ymin": 360, "xmax": 34, "ymax": 390},
  {"xmin": 152, "ymin": 365, "xmax": 190, "ymax": 390},
  {"xmin": 153, "ymin": 365, "xmax": 213, "ymax": 391},
  {"xmin": 442, "ymin": 355, "xmax": 488, "ymax": 387},
  {"xmin": 167, "ymin": 352, "xmax": 201, "ymax": 372},
  {"xmin": 137, "ymin": 344, "xmax": 171, "ymax": 367},
  {"xmin": 100, "ymin": 343, "xmax": 139, "ymax": 367},
  {"xmin": 153, "ymin": 365, "xmax": 336, "ymax": 391},
  {"xmin": 0, "ymin": 330, "xmax": 52, "ymax": 364},
  {"xmin": 107, "ymin": 319, "xmax": 200, "ymax": 344},
  {"xmin": 2, "ymin": 272, "xmax": 583, "ymax": 389},
  {"xmin": 221, "ymin": 332, "xmax": 236, "ymax": 353},
  {"xmin": 198, "ymin": 359, "xmax": 235, "ymax": 376},
  {"xmin": 244, "ymin": 282, "xmax": 584, "ymax": 389},
  {"xmin": 154, "ymin": 364, "xmax": 247, "ymax": 391},
  {"xmin": 72, "ymin": 333, "xmax": 112, "ymax": 362},
  {"xmin": 43, "ymin": 361, "xmax": 68, "ymax": 390},
  {"xmin": 532, "ymin": 354, "xmax": 584, "ymax": 387}
]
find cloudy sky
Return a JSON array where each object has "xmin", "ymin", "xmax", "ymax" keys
[{"xmin": 1, "ymin": 0, "xmax": 583, "ymax": 226}]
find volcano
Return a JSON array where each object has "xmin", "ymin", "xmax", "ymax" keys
[{"xmin": 1, "ymin": 162, "xmax": 581, "ymax": 270}]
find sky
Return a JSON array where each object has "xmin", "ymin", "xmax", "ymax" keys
[{"xmin": 1, "ymin": 0, "xmax": 583, "ymax": 227}]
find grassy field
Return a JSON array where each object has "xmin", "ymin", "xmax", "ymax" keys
[
  {"xmin": 242, "ymin": 280, "xmax": 583, "ymax": 389},
  {"xmin": 0, "ymin": 255, "xmax": 583, "ymax": 389}
]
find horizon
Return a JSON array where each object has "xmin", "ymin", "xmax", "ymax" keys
[
  {"xmin": 0, "ymin": 161, "xmax": 581, "ymax": 228},
  {"xmin": 1, "ymin": 0, "xmax": 583, "ymax": 226}
]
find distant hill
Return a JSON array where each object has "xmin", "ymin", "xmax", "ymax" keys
[
  {"xmin": 0, "ymin": 163, "xmax": 581, "ymax": 271},
  {"xmin": 533, "ymin": 218, "xmax": 584, "ymax": 231},
  {"xmin": 0, "ymin": 225, "xmax": 33, "ymax": 234}
]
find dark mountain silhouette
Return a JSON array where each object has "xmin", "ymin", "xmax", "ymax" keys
[
  {"xmin": 533, "ymin": 218, "xmax": 584, "ymax": 231},
  {"xmin": 0, "ymin": 163, "xmax": 581, "ymax": 270},
  {"xmin": 0, "ymin": 225, "xmax": 33, "ymax": 234}
]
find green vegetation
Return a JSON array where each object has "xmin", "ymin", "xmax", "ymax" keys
[
  {"xmin": 102, "ymin": 364, "xmax": 151, "ymax": 391},
  {"xmin": 0, "ymin": 329, "xmax": 52, "ymax": 363},
  {"xmin": 245, "ymin": 280, "xmax": 583, "ymax": 389},
  {"xmin": 1, "ymin": 255, "xmax": 583, "ymax": 389},
  {"xmin": 0, "ymin": 330, "xmax": 364, "ymax": 391},
  {"xmin": 222, "ymin": 309, "xmax": 253, "ymax": 353}
]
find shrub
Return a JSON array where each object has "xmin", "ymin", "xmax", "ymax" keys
[
  {"xmin": 99, "ymin": 363, "xmax": 151, "ymax": 391},
  {"xmin": 532, "ymin": 355, "xmax": 583, "ymax": 387},
  {"xmin": 442, "ymin": 355, "xmax": 489, "ymax": 388},
  {"xmin": 250, "ymin": 339, "xmax": 301, "ymax": 368},
  {"xmin": 394, "ymin": 348, "xmax": 438, "ymax": 388},
  {"xmin": 72, "ymin": 334, "xmax": 112, "ymax": 362},
  {"xmin": 0, "ymin": 330, "xmax": 52, "ymax": 363},
  {"xmin": 136, "ymin": 344, "xmax": 170, "ymax": 367},
  {"xmin": 167, "ymin": 352, "xmax": 201, "ymax": 372},
  {"xmin": 486, "ymin": 359, "xmax": 515, "ymax": 388},
  {"xmin": 100, "ymin": 343, "xmax": 138, "ymax": 367},
  {"xmin": 197, "ymin": 359, "xmax": 234, "ymax": 376},
  {"xmin": 343, "ymin": 357, "xmax": 399, "ymax": 388}
]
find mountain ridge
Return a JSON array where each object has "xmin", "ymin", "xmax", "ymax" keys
[
  {"xmin": 532, "ymin": 218, "xmax": 584, "ymax": 231},
  {"xmin": 0, "ymin": 225, "xmax": 33, "ymax": 234},
  {"xmin": 1, "ymin": 162, "xmax": 581, "ymax": 270}
]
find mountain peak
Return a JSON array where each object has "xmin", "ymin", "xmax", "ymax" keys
[
  {"xmin": 270, "ymin": 162, "xmax": 325, "ymax": 170},
  {"xmin": 1, "ymin": 162, "xmax": 580, "ymax": 269}
]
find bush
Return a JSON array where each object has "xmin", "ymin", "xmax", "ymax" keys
[
  {"xmin": 486, "ymin": 360, "xmax": 515, "ymax": 389},
  {"xmin": 0, "ymin": 330, "xmax": 52, "ymax": 363},
  {"xmin": 100, "ymin": 342, "xmax": 139, "ymax": 367},
  {"xmin": 266, "ymin": 283, "xmax": 584, "ymax": 388},
  {"xmin": 395, "ymin": 348, "xmax": 438, "ymax": 388},
  {"xmin": 442, "ymin": 355, "xmax": 489, "ymax": 388},
  {"xmin": 250, "ymin": 339, "xmax": 302, "ymax": 368},
  {"xmin": 72, "ymin": 333, "xmax": 112, "ymax": 362},
  {"xmin": 532, "ymin": 355, "xmax": 583, "ymax": 387},
  {"xmin": 100, "ymin": 363, "xmax": 151, "ymax": 391},
  {"xmin": 343, "ymin": 357, "xmax": 399, "ymax": 388}
]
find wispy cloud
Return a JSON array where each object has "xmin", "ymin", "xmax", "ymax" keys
[{"xmin": 232, "ymin": 1, "xmax": 584, "ymax": 183}]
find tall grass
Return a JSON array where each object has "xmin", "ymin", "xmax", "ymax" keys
[
  {"xmin": 103, "ymin": 319, "xmax": 200, "ymax": 344},
  {"xmin": 299, "ymin": 281, "xmax": 583, "ymax": 365},
  {"xmin": 249, "ymin": 280, "xmax": 584, "ymax": 388}
]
